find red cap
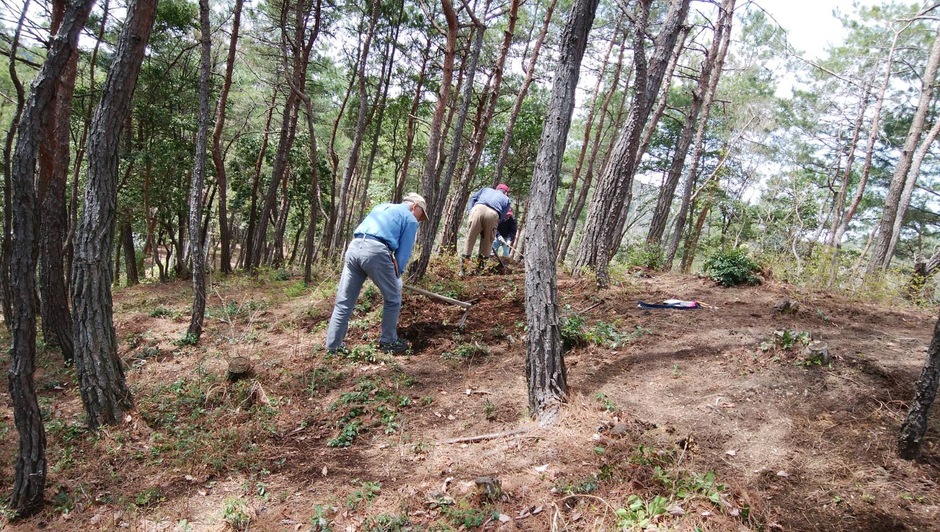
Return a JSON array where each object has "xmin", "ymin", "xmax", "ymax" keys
[{"xmin": 496, "ymin": 183, "xmax": 510, "ymax": 193}]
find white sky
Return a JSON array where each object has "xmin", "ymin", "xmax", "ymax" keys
[{"xmin": 765, "ymin": 0, "xmax": 871, "ymax": 60}]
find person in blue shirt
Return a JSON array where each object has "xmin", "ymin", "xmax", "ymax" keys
[
  {"xmin": 492, "ymin": 208, "xmax": 517, "ymax": 257},
  {"xmin": 463, "ymin": 183, "xmax": 511, "ymax": 274},
  {"xmin": 326, "ymin": 193, "xmax": 428, "ymax": 354}
]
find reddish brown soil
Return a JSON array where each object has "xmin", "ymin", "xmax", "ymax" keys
[{"xmin": 2, "ymin": 263, "xmax": 938, "ymax": 531}]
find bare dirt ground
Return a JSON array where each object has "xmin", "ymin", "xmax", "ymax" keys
[{"xmin": 1, "ymin": 260, "xmax": 939, "ymax": 531}]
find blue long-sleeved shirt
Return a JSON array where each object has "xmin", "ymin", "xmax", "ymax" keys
[
  {"xmin": 353, "ymin": 203, "xmax": 419, "ymax": 276},
  {"xmin": 467, "ymin": 187, "xmax": 511, "ymax": 221}
]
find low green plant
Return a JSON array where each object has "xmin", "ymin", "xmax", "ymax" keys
[
  {"xmin": 222, "ymin": 497, "xmax": 251, "ymax": 531},
  {"xmin": 346, "ymin": 481, "xmax": 381, "ymax": 510},
  {"xmin": 364, "ymin": 513, "xmax": 410, "ymax": 531},
  {"xmin": 285, "ymin": 281, "xmax": 309, "ymax": 298},
  {"xmin": 615, "ymin": 494, "xmax": 669, "ymax": 529},
  {"xmin": 703, "ymin": 248, "xmax": 761, "ymax": 287},
  {"xmin": 441, "ymin": 505, "xmax": 497, "ymax": 528},
  {"xmin": 150, "ymin": 307, "xmax": 173, "ymax": 318},
  {"xmin": 134, "ymin": 487, "xmax": 165, "ymax": 508},
  {"xmin": 484, "ymin": 400, "xmax": 496, "ymax": 420},
  {"xmin": 310, "ymin": 505, "xmax": 334, "ymax": 531},
  {"xmin": 175, "ymin": 332, "xmax": 199, "ymax": 347},
  {"xmin": 595, "ymin": 392, "xmax": 617, "ymax": 412},
  {"xmin": 623, "ymin": 243, "xmax": 664, "ymax": 270},
  {"xmin": 560, "ymin": 308, "xmax": 588, "ymax": 349}
]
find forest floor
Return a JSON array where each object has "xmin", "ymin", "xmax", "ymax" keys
[{"xmin": 1, "ymin": 258, "xmax": 939, "ymax": 531}]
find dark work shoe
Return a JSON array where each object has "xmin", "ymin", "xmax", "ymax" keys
[
  {"xmin": 326, "ymin": 343, "xmax": 347, "ymax": 356},
  {"xmin": 379, "ymin": 339, "xmax": 410, "ymax": 354}
]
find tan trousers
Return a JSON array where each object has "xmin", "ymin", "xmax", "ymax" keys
[{"xmin": 464, "ymin": 204, "xmax": 499, "ymax": 257}]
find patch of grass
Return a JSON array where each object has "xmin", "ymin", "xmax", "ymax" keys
[
  {"xmin": 364, "ymin": 513, "xmax": 410, "ymax": 531},
  {"xmin": 304, "ymin": 366, "xmax": 346, "ymax": 395},
  {"xmin": 441, "ymin": 342, "xmax": 489, "ymax": 362},
  {"xmin": 134, "ymin": 487, "xmax": 165, "ymax": 509},
  {"xmin": 440, "ymin": 505, "xmax": 497, "ymax": 528},
  {"xmin": 149, "ymin": 306, "xmax": 174, "ymax": 318},
  {"xmin": 327, "ymin": 377, "xmax": 413, "ymax": 447},
  {"xmin": 285, "ymin": 280, "xmax": 309, "ymax": 298}
]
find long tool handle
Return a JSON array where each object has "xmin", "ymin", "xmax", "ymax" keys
[{"xmin": 403, "ymin": 284, "xmax": 472, "ymax": 309}]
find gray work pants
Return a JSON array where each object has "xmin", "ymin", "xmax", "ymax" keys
[{"xmin": 325, "ymin": 237, "xmax": 401, "ymax": 350}]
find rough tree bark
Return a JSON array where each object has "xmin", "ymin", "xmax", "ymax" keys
[
  {"xmin": 412, "ymin": 9, "xmax": 488, "ymax": 276},
  {"xmin": 9, "ymin": 0, "xmax": 94, "ymax": 515},
  {"xmin": 187, "ymin": 0, "xmax": 211, "ymax": 341},
  {"xmin": 574, "ymin": 0, "xmax": 690, "ymax": 287},
  {"xmin": 525, "ymin": 0, "xmax": 598, "ymax": 422},
  {"xmin": 898, "ymin": 309, "xmax": 940, "ymax": 459},
  {"xmin": 37, "ymin": 0, "xmax": 78, "ymax": 363},
  {"xmin": 1, "ymin": 0, "xmax": 30, "ymax": 333},
  {"xmin": 72, "ymin": 0, "xmax": 158, "ymax": 429}
]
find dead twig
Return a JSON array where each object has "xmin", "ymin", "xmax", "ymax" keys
[{"xmin": 443, "ymin": 427, "xmax": 531, "ymax": 444}]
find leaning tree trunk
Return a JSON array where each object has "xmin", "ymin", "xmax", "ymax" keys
[
  {"xmin": 212, "ymin": 0, "xmax": 243, "ymax": 274},
  {"xmin": 73, "ymin": 0, "xmax": 157, "ymax": 429},
  {"xmin": 647, "ymin": 0, "xmax": 731, "ymax": 248},
  {"xmin": 577, "ymin": 0, "xmax": 689, "ymax": 287},
  {"xmin": 38, "ymin": 0, "xmax": 78, "ymax": 363},
  {"xmin": 526, "ymin": 0, "xmax": 598, "ymax": 422},
  {"xmin": 869, "ymin": 26, "xmax": 940, "ymax": 275},
  {"xmin": 9, "ymin": 0, "xmax": 94, "ymax": 515},
  {"xmin": 187, "ymin": 0, "xmax": 211, "ymax": 341},
  {"xmin": 406, "ymin": 0, "xmax": 457, "ymax": 281},
  {"xmin": 1, "ymin": 0, "xmax": 30, "ymax": 333},
  {"xmin": 328, "ymin": 0, "xmax": 381, "ymax": 256},
  {"xmin": 411, "ymin": 12, "xmax": 486, "ymax": 276},
  {"xmin": 898, "ymin": 309, "xmax": 940, "ymax": 459}
]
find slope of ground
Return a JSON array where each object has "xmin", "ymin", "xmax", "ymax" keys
[{"xmin": 1, "ymin": 262, "xmax": 938, "ymax": 531}]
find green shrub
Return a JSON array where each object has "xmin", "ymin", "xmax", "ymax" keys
[{"xmin": 703, "ymin": 248, "xmax": 761, "ymax": 287}]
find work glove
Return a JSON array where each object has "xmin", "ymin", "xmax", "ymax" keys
[{"xmin": 397, "ymin": 276, "xmax": 403, "ymax": 292}]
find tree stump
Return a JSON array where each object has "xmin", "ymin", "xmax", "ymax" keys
[
  {"xmin": 804, "ymin": 341, "xmax": 830, "ymax": 365},
  {"xmin": 227, "ymin": 357, "xmax": 254, "ymax": 382}
]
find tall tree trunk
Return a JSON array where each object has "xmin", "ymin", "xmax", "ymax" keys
[
  {"xmin": 212, "ymin": 0, "xmax": 243, "ymax": 274},
  {"xmin": 187, "ymin": 0, "xmax": 211, "ymax": 341},
  {"xmin": 898, "ymin": 309, "xmax": 940, "ymax": 459},
  {"xmin": 328, "ymin": 0, "xmax": 382, "ymax": 256},
  {"xmin": 554, "ymin": 15, "xmax": 623, "ymax": 251},
  {"xmin": 887, "ymin": 116, "xmax": 940, "ymax": 263},
  {"xmin": 647, "ymin": 0, "xmax": 732, "ymax": 248},
  {"xmin": 405, "ymin": 0, "xmax": 458, "ymax": 280},
  {"xmin": 242, "ymin": 92, "xmax": 277, "ymax": 272},
  {"xmin": 575, "ymin": 0, "xmax": 690, "ymax": 286},
  {"xmin": 1, "ymin": 0, "xmax": 30, "ymax": 333},
  {"xmin": 73, "ymin": 0, "xmax": 157, "ymax": 429},
  {"xmin": 664, "ymin": 3, "xmax": 733, "ymax": 268},
  {"xmin": 558, "ymin": 58, "xmax": 632, "ymax": 263},
  {"xmin": 37, "ymin": 0, "xmax": 78, "ymax": 362},
  {"xmin": 9, "ymin": 0, "xmax": 94, "ymax": 515},
  {"xmin": 526, "ymin": 0, "xmax": 598, "ymax": 422},
  {"xmin": 412, "ymin": 10, "xmax": 488, "ymax": 276},
  {"xmin": 120, "ymin": 221, "xmax": 138, "ymax": 285},
  {"xmin": 869, "ymin": 26, "xmax": 940, "ymax": 274}
]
